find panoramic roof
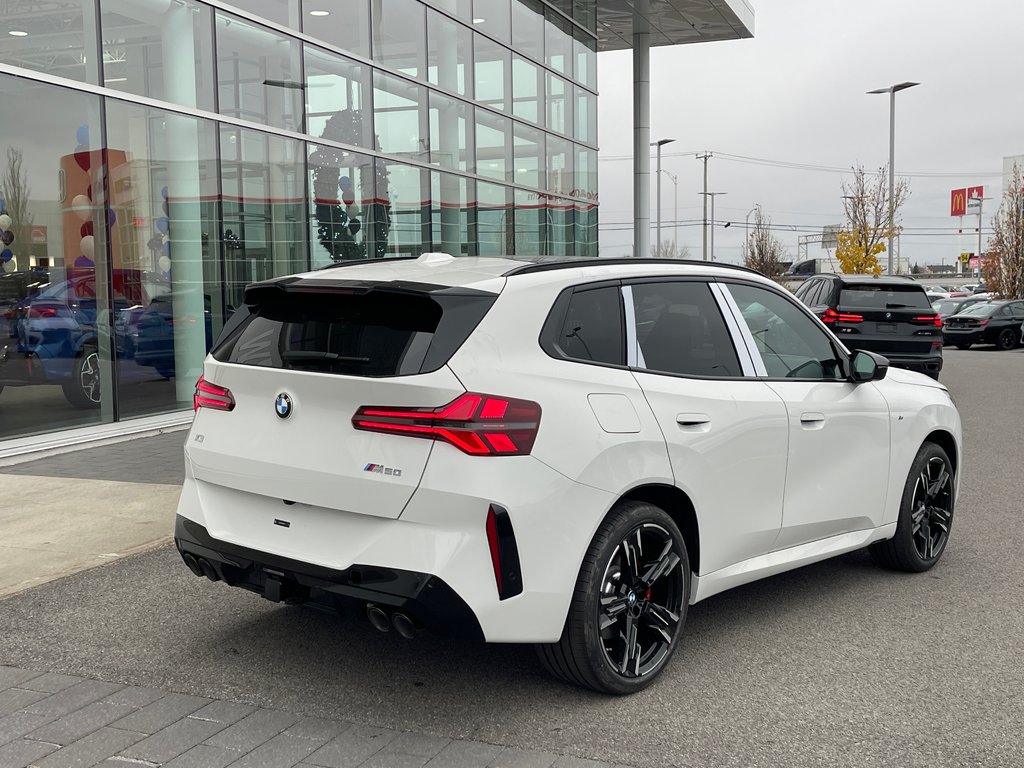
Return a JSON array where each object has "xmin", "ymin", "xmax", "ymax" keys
[{"xmin": 596, "ymin": 0, "xmax": 754, "ymax": 52}]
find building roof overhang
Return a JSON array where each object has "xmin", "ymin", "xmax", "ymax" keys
[{"xmin": 596, "ymin": 0, "xmax": 754, "ymax": 51}]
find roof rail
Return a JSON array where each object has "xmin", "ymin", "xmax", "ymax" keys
[{"xmin": 502, "ymin": 258, "xmax": 762, "ymax": 277}]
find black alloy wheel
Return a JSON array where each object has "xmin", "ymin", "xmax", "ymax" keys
[
  {"xmin": 536, "ymin": 501, "xmax": 690, "ymax": 694},
  {"xmin": 870, "ymin": 442, "xmax": 954, "ymax": 572},
  {"xmin": 996, "ymin": 328, "xmax": 1018, "ymax": 350}
]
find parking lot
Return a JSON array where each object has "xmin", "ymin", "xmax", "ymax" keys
[{"xmin": 1, "ymin": 348, "xmax": 1022, "ymax": 767}]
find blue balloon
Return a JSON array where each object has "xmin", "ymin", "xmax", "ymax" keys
[
  {"xmin": 155, "ymin": 218, "xmax": 169, "ymax": 235},
  {"xmin": 162, "ymin": 241, "xmax": 171, "ymax": 257},
  {"xmin": 0, "ymin": 197, "xmax": 5, "ymax": 211},
  {"xmin": 76, "ymin": 125, "xmax": 89, "ymax": 146},
  {"xmin": 339, "ymin": 175, "xmax": 352, "ymax": 192},
  {"xmin": 2, "ymin": 248, "xmax": 13, "ymax": 262},
  {"xmin": 160, "ymin": 186, "xmax": 169, "ymax": 200}
]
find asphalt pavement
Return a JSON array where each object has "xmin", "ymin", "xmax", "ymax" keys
[{"xmin": 1, "ymin": 348, "xmax": 1022, "ymax": 767}]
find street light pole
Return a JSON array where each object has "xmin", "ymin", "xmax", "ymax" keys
[
  {"xmin": 868, "ymin": 81, "xmax": 919, "ymax": 275},
  {"xmin": 651, "ymin": 138, "xmax": 675, "ymax": 255},
  {"xmin": 744, "ymin": 204, "xmax": 760, "ymax": 261},
  {"xmin": 659, "ymin": 169, "xmax": 679, "ymax": 253},
  {"xmin": 700, "ymin": 192, "xmax": 727, "ymax": 261}
]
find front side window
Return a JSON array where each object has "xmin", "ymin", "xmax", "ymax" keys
[
  {"xmin": 628, "ymin": 282, "xmax": 741, "ymax": 378},
  {"xmin": 727, "ymin": 283, "xmax": 844, "ymax": 380}
]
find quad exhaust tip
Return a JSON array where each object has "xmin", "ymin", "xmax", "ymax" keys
[
  {"xmin": 197, "ymin": 557, "xmax": 220, "ymax": 582},
  {"xmin": 365, "ymin": 604, "xmax": 418, "ymax": 639},
  {"xmin": 181, "ymin": 553, "xmax": 204, "ymax": 578}
]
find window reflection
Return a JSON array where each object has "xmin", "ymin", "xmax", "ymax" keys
[
  {"xmin": 305, "ymin": 45, "xmax": 372, "ymax": 148},
  {"xmin": 427, "ymin": 8, "xmax": 472, "ymax": 97},
  {"xmin": 308, "ymin": 146, "xmax": 376, "ymax": 265},
  {"xmin": 476, "ymin": 111, "xmax": 511, "ymax": 182},
  {"xmin": 430, "ymin": 172, "xmax": 473, "ymax": 256},
  {"xmin": 300, "ymin": 0, "xmax": 370, "ymax": 58},
  {"xmin": 512, "ymin": 56, "xmax": 543, "ymax": 125},
  {"xmin": 474, "ymin": 34, "xmax": 510, "ymax": 113},
  {"xmin": 371, "ymin": 0, "xmax": 426, "ymax": 79},
  {"xmin": 429, "ymin": 92, "xmax": 472, "ymax": 172},
  {"xmin": 375, "ymin": 159, "xmax": 427, "ymax": 258},
  {"xmin": 216, "ymin": 12, "xmax": 304, "ymax": 133},
  {"xmin": 476, "ymin": 181, "xmax": 510, "ymax": 256},
  {"xmin": 0, "ymin": 0, "xmax": 99, "ymax": 84},
  {"xmin": 373, "ymin": 72, "xmax": 427, "ymax": 158},
  {"xmin": 101, "ymin": 0, "xmax": 215, "ymax": 109}
]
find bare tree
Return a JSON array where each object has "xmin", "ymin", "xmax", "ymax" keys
[
  {"xmin": 743, "ymin": 206, "xmax": 787, "ymax": 278},
  {"xmin": 840, "ymin": 163, "xmax": 910, "ymax": 272},
  {"xmin": 650, "ymin": 240, "xmax": 692, "ymax": 259},
  {"xmin": 0, "ymin": 147, "xmax": 33, "ymax": 261},
  {"xmin": 982, "ymin": 163, "xmax": 1024, "ymax": 299}
]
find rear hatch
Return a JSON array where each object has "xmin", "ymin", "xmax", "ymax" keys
[
  {"xmin": 187, "ymin": 277, "xmax": 498, "ymax": 519},
  {"xmin": 832, "ymin": 282, "xmax": 941, "ymax": 356}
]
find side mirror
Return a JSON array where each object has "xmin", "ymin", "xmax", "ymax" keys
[{"xmin": 850, "ymin": 350, "xmax": 889, "ymax": 383}]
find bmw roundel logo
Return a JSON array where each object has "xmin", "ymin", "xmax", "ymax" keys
[
  {"xmin": 275, "ymin": 393, "xmax": 292, "ymax": 419},
  {"xmin": 627, "ymin": 591, "xmax": 637, "ymax": 606}
]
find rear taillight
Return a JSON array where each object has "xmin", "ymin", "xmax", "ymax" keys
[
  {"xmin": 193, "ymin": 375, "xmax": 235, "ymax": 412},
  {"xmin": 352, "ymin": 392, "xmax": 542, "ymax": 456},
  {"xmin": 822, "ymin": 309, "xmax": 863, "ymax": 323},
  {"xmin": 912, "ymin": 314, "xmax": 943, "ymax": 327},
  {"xmin": 27, "ymin": 306, "xmax": 58, "ymax": 319}
]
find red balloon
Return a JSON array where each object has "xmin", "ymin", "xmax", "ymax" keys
[
  {"xmin": 74, "ymin": 151, "xmax": 91, "ymax": 172},
  {"xmin": 80, "ymin": 221, "xmax": 94, "ymax": 237},
  {"xmin": 342, "ymin": 191, "xmax": 355, "ymax": 206}
]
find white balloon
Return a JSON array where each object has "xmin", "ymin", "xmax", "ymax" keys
[
  {"xmin": 70, "ymin": 195, "xmax": 92, "ymax": 222},
  {"xmin": 157, "ymin": 255, "xmax": 171, "ymax": 272},
  {"xmin": 2, "ymin": 258, "xmax": 16, "ymax": 273},
  {"xmin": 80, "ymin": 235, "xmax": 95, "ymax": 260},
  {"xmin": 0, "ymin": 214, "xmax": 10, "ymax": 230}
]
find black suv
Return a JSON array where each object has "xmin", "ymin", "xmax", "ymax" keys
[{"xmin": 793, "ymin": 274, "xmax": 943, "ymax": 379}]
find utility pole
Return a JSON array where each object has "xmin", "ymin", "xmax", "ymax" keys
[
  {"xmin": 699, "ymin": 191, "xmax": 727, "ymax": 261},
  {"xmin": 697, "ymin": 152, "xmax": 712, "ymax": 260}
]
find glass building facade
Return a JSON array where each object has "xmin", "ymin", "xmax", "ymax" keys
[{"xmin": 0, "ymin": 0, "xmax": 598, "ymax": 442}]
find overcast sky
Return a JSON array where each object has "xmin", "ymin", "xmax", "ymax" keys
[{"xmin": 595, "ymin": 0, "xmax": 1024, "ymax": 268}]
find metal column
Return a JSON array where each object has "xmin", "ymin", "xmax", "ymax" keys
[{"xmin": 632, "ymin": 3, "xmax": 650, "ymax": 259}]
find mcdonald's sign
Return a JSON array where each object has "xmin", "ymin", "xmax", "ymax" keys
[{"xmin": 950, "ymin": 188, "xmax": 967, "ymax": 217}]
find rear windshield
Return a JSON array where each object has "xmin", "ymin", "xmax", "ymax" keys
[
  {"xmin": 959, "ymin": 302, "xmax": 996, "ymax": 316},
  {"xmin": 213, "ymin": 288, "xmax": 494, "ymax": 377},
  {"xmin": 839, "ymin": 284, "xmax": 932, "ymax": 310}
]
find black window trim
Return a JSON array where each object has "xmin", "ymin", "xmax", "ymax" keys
[{"xmin": 538, "ymin": 279, "xmax": 629, "ymax": 370}]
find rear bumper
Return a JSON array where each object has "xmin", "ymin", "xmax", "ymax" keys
[
  {"xmin": 942, "ymin": 330, "xmax": 983, "ymax": 345},
  {"xmin": 175, "ymin": 514, "xmax": 485, "ymax": 641},
  {"xmin": 882, "ymin": 353, "xmax": 943, "ymax": 375}
]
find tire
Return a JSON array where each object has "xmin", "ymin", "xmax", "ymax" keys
[
  {"xmin": 536, "ymin": 501, "xmax": 690, "ymax": 695},
  {"xmin": 62, "ymin": 348, "xmax": 102, "ymax": 409},
  {"xmin": 869, "ymin": 442, "xmax": 954, "ymax": 572},
  {"xmin": 996, "ymin": 328, "xmax": 1017, "ymax": 351},
  {"xmin": 955, "ymin": 343, "xmax": 972, "ymax": 350}
]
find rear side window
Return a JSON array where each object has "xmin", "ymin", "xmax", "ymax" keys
[
  {"xmin": 548, "ymin": 286, "xmax": 624, "ymax": 365},
  {"xmin": 629, "ymin": 281, "xmax": 741, "ymax": 377},
  {"xmin": 213, "ymin": 289, "xmax": 494, "ymax": 377},
  {"xmin": 839, "ymin": 284, "xmax": 931, "ymax": 310}
]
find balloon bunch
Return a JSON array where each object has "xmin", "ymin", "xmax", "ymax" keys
[
  {"xmin": 70, "ymin": 125, "xmax": 116, "ymax": 269},
  {"xmin": 0, "ymin": 197, "xmax": 15, "ymax": 274}
]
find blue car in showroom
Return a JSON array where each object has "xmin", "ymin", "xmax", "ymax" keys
[{"xmin": 1, "ymin": 269, "xmax": 210, "ymax": 408}]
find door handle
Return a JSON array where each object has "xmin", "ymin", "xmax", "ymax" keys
[
  {"xmin": 800, "ymin": 412, "xmax": 825, "ymax": 428},
  {"xmin": 676, "ymin": 413, "xmax": 711, "ymax": 429}
]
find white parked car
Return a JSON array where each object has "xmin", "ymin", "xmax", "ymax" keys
[{"xmin": 175, "ymin": 255, "xmax": 962, "ymax": 694}]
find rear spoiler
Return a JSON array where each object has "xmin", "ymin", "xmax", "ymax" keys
[{"xmin": 242, "ymin": 277, "xmax": 496, "ymax": 307}]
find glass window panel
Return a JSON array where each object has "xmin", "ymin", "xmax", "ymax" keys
[
  {"xmin": 216, "ymin": 12, "xmax": 303, "ymax": 133},
  {"xmin": 513, "ymin": 123, "xmax": 544, "ymax": 189},
  {"xmin": 546, "ymin": 134, "xmax": 572, "ymax": 196},
  {"xmin": 371, "ymin": 0, "xmax": 426, "ymax": 79},
  {"xmin": 512, "ymin": 56, "xmax": 543, "ymax": 125},
  {"xmin": 309, "ymin": 145, "xmax": 376, "ymax": 265},
  {"xmin": 0, "ymin": 74, "xmax": 109, "ymax": 437},
  {"xmin": 514, "ymin": 188, "xmax": 545, "ymax": 257},
  {"xmin": 472, "ymin": 0, "xmax": 510, "ymax": 43},
  {"xmin": 476, "ymin": 181, "xmax": 510, "ymax": 256},
  {"xmin": 429, "ymin": 92, "xmax": 471, "ymax": 172},
  {"xmin": 572, "ymin": 0, "xmax": 597, "ymax": 33},
  {"xmin": 104, "ymin": 100, "xmax": 222, "ymax": 417},
  {"xmin": 557, "ymin": 286, "xmax": 623, "ymax": 364},
  {"xmin": 573, "ymin": 31, "xmax": 596, "ymax": 88},
  {"xmin": 430, "ymin": 172, "xmax": 473, "ymax": 256},
  {"xmin": 544, "ymin": 8, "xmax": 572, "ymax": 77},
  {"xmin": 546, "ymin": 73, "xmax": 572, "ymax": 134},
  {"xmin": 300, "ymin": 0, "xmax": 369, "ymax": 58},
  {"xmin": 375, "ymin": 160, "xmax": 429, "ymax": 258},
  {"xmin": 476, "ymin": 110, "xmax": 510, "ymax": 182},
  {"xmin": 305, "ymin": 45, "xmax": 372, "ymax": 147},
  {"xmin": 427, "ymin": 9, "xmax": 472, "ymax": 97},
  {"xmin": 630, "ymin": 282, "xmax": 742, "ymax": 377},
  {"xmin": 373, "ymin": 71, "xmax": 427, "ymax": 158},
  {"xmin": 219, "ymin": 125, "xmax": 307, "ymax": 310},
  {"xmin": 474, "ymin": 34, "xmax": 510, "ymax": 113},
  {"xmin": 228, "ymin": 0, "xmax": 301, "ymax": 29},
  {"xmin": 575, "ymin": 201, "xmax": 597, "ymax": 257},
  {"xmin": 511, "ymin": 0, "xmax": 544, "ymax": 62},
  {"xmin": 0, "ymin": 0, "xmax": 99, "ymax": 84},
  {"xmin": 547, "ymin": 197, "xmax": 574, "ymax": 257},
  {"xmin": 426, "ymin": 0, "xmax": 471, "ymax": 19},
  {"xmin": 574, "ymin": 85, "xmax": 596, "ymax": 143},
  {"xmin": 101, "ymin": 0, "xmax": 215, "ymax": 110},
  {"xmin": 575, "ymin": 145, "xmax": 597, "ymax": 200}
]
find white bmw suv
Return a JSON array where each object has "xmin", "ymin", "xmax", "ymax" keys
[{"xmin": 175, "ymin": 254, "xmax": 961, "ymax": 694}]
